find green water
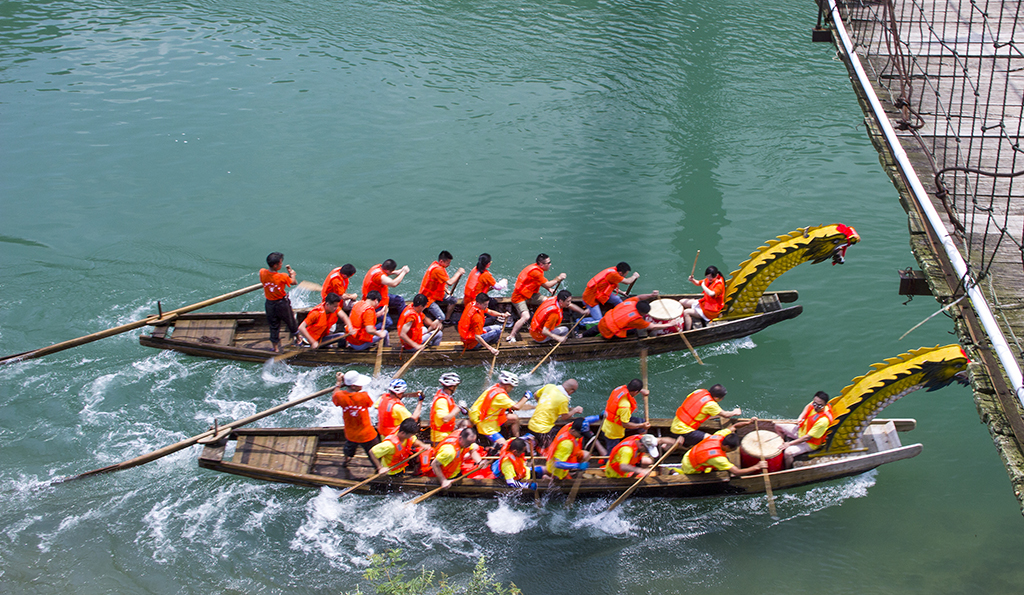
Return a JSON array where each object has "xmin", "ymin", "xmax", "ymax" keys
[{"xmin": 2, "ymin": 1, "xmax": 1022, "ymax": 593}]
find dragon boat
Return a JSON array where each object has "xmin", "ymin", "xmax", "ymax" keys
[
  {"xmin": 141, "ymin": 224, "xmax": 859, "ymax": 368},
  {"xmin": 196, "ymin": 345, "xmax": 968, "ymax": 501}
]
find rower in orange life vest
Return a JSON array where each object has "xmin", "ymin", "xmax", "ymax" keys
[
  {"xmin": 430, "ymin": 372, "xmax": 468, "ymax": 443},
  {"xmin": 458, "ymin": 293, "xmax": 509, "ymax": 356},
  {"xmin": 578, "ymin": 262, "xmax": 640, "ymax": 328},
  {"xmin": 468, "ymin": 370, "xmax": 529, "ymax": 448},
  {"xmin": 361, "ymin": 259, "xmax": 411, "ymax": 329},
  {"xmin": 605, "ymin": 434, "xmax": 660, "ymax": 478},
  {"xmin": 507, "ymin": 253, "xmax": 567, "ymax": 343},
  {"xmin": 545, "ymin": 418, "xmax": 594, "ymax": 481},
  {"xmin": 296, "ymin": 292, "xmax": 351, "ymax": 349},
  {"xmin": 260, "ymin": 251, "xmax": 298, "ymax": 353},
  {"xmin": 529, "ymin": 290, "xmax": 587, "ymax": 344},
  {"xmin": 582, "ymin": 291, "xmax": 677, "ymax": 339},
  {"xmin": 418, "ymin": 250, "xmax": 466, "ymax": 324},
  {"xmin": 369, "ymin": 418, "xmax": 428, "ymax": 475},
  {"xmin": 345, "ymin": 291, "xmax": 389, "ymax": 351},
  {"xmin": 463, "ymin": 253, "xmax": 508, "ymax": 316},
  {"xmin": 320, "ymin": 263, "xmax": 358, "ymax": 309},
  {"xmin": 425, "ymin": 426, "xmax": 482, "ymax": 489},
  {"xmin": 674, "ymin": 427, "xmax": 765, "ymax": 477},
  {"xmin": 376, "ymin": 379, "xmax": 424, "ymax": 439},
  {"xmin": 680, "ymin": 265, "xmax": 726, "ymax": 330},
  {"xmin": 490, "ymin": 437, "xmax": 545, "ymax": 490},
  {"xmin": 670, "ymin": 383, "xmax": 741, "ymax": 447},
  {"xmin": 600, "ymin": 379, "xmax": 651, "ymax": 452},
  {"xmin": 397, "ymin": 293, "xmax": 443, "ymax": 351},
  {"xmin": 777, "ymin": 391, "xmax": 835, "ymax": 467}
]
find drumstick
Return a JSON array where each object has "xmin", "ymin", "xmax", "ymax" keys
[{"xmin": 690, "ymin": 250, "xmax": 700, "ymax": 277}]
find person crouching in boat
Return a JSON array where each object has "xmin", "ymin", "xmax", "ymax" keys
[
  {"xmin": 525, "ymin": 379, "xmax": 586, "ymax": 451},
  {"xmin": 776, "ymin": 391, "xmax": 835, "ymax": 468},
  {"xmin": 469, "ymin": 371, "xmax": 529, "ymax": 449},
  {"xmin": 490, "ymin": 437, "xmax": 545, "ymax": 490},
  {"xmin": 422, "ymin": 427, "xmax": 482, "ymax": 489},
  {"xmin": 581, "ymin": 291, "xmax": 677, "ymax": 339},
  {"xmin": 397, "ymin": 294, "xmax": 443, "ymax": 352},
  {"xmin": 346, "ymin": 291, "xmax": 389, "ymax": 351},
  {"xmin": 332, "ymin": 370, "xmax": 380, "ymax": 468},
  {"xmin": 297, "ymin": 292, "xmax": 351, "ymax": 349},
  {"xmin": 578, "ymin": 262, "xmax": 640, "ymax": 329},
  {"xmin": 530, "ymin": 290, "xmax": 587, "ymax": 344},
  {"xmin": 679, "ymin": 265, "xmax": 726, "ymax": 331},
  {"xmin": 605, "ymin": 434, "xmax": 660, "ymax": 478},
  {"xmin": 369, "ymin": 418, "xmax": 428, "ymax": 476},
  {"xmin": 545, "ymin": 418, "xmax": 594, "ymax": 481},
  {"xmin": 458, "ymin": 293, "xmax": 508, "ymax": 356},
  {"xmin": 670, "ymin": 384, "xmax": 741, "ymax": 447},
  {"xmin": 674, "ymin": 429, "xmax": 765, "ymax": 477},
  {"xmin": 377, "ymin": 379, "xmax": 424, "ymax": 439},
  {"xmin": 430, "ymin": 372, "xmax": 468, "ymax": 443},
  {"xmin": 599, "ymin": 379, "xmax": 651, "ymax": 452}
]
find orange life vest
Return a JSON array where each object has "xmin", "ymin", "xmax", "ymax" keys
[
  {"xmin": 430, "ymin": 388, "xmax": 457, "ymax": 436},
  {"xmin": 545, "ymin": 424, "xmax": 582, "ymax": 463},
  {"xmin": 362, "ymin": 264, "xmax": 390, "ymax": 308},
  {"xmin": 376, "ymin": 394, "xmax": 404, "ymax": 438},
  {"xmin": 687, "ymin": 434, "xmax": 727, "ymax": 473},
  {"xmin": 419, "ymin": 261, "xmax": 448, "ymax": 304},
  {"xmin": 346, "ymin": 299, "xmax": 376, "ymax": 345},
  {"xmin": 674, "ymin": 389, "xmax": 715, "ymax": 430},
  {"xmin": 302, "ymin": 302, "xmax": 338, "ymax": 342},
  {"xmin": 529, "ymin": 296, "xmax": 564, "ymax": 342},
  {"xmin": 427, "ymin": 429, "xmax": 467, "ymax": 479},
  {"xmin": 497, "ymin": 441, "xmax": 528, "ymax": 480},
  {"xmin": 698, "ymin": 275, "xmax": 726, "ymax": 320},
  {"xmin": 382, "ymin": 432, "xmax": 414, "ymax": 472},
  {"xmin": 607, "ymin": 435, "xmax": 645, "ymax": 478},
  {"xmin": 582, "ymin": 267, "xmax": 624, "ymax": 307},
  {"xmin": 597, "ymin": 298, "xmax": 647, "ymax": 339},
  {"xmin": 321, "ymin": 267, "xmax": 350, "ymax": 302},
  {"xmin": 511, "ymin": 263, "xmax": 546, "ymax": 303},
  {"xmin": 464, "ymin": 267, "xmax": 495, "ymax": 305},
  {"xmin": 603, "ymin": 385, "xmax": 637, "ymax": 431},
  {"xmin": 798, "ymin": 403, "xmax": 836, "ymax": 449},
  {"xmin": 472, "ymin": 385, "xmax": 509, "ymax": 428},
  {"xmin": 396, "ymin": 305, "xmax": 424, "ymax": 349}
]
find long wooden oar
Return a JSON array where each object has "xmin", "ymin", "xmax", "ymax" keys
[
  {"xmin": 0, "ymin": 283, "xmax": 262, "ymax": 365},
  {"xmin": 679, "ymin": 332, "xmax": 704, "ymax": 365},
  {"xmin": 335, "ymin": 448, "xmax": 428, "ymax": 499},
  {"xmin": 623, "ymin": 277, "xmax": 638, "ymax": 297},
  {"xmin": 527, "ymin": 316, "xmax": 584, "ymax": 375},
  {"xmin": 754, "ymin": 420, "xmax": 779, "ymax": 519},
  {"xmin": 605, "ymin": 440, "xmax": 679, "ymax": 512},
  {"xmin": 373, "ymin": 305, "xmax": 388, "ymax": 377},
  {"xmin": 565, "ymin": 435, "xmax": 599, "ymax": 508},
  {"xmin": 486, "ymin": 320, "xmax": 509, "ymax": 384},
  {"xmin": 56, "ymin": 385, "xmax": 334, "ymax": 484},
  {"xmin": 271, "ymin": 332, "xmax": 350, "ymax": 363},
  {"xmin": 640, "ymin": 346, "xmax": 650, "ymax": 421},
  {"xmin": 407, "ymin": 459, "xmax": 489, "ymax": 505},
  {"xmin": 392, "ymin": 328, "xmax": 442, "ymax": 380},
  {"xmin": 297, "ymin": 280, "xmax": 323, "ymax": 293}
]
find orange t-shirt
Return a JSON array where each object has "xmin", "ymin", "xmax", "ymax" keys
[
  {"xmin": 321, "ymin": 267, "xmax": 350, "ymax": 302},
  {"xmin": 397, "ymin": 305, "xmax": 425, "ymax": 349},
  {"xmin": 361, "ymin": 264, "xmax": 390, "ymax": 308},
  {"xmin": 582, "ymin": 267, "xmax": 624, "ymax": 307},
  {"xmin": 347, "ymin": 300, "xmax": 377, "ymax": 346},
  {"xmin": 419, "ymin": 261, "xmax": 449, "ymax": 304},
  {"xmin": 260, "ymin": 269, "xmax": 293, "ymax": 301},
  {"xmin": 332, "ymin": 389, "xmax": 377, "ymax": 443},
  {"xmin": 511, "ymin": 264, "xmax": 546, "ymax": 303},
  {"xmin": 458, "ymin": 300, "xmax": 486, "ymax": 348},
  {"xmin": 530, "ymin": 296, "xmax": 564, "ymax": 342},
  {"xmin": 302, "ymin": 303, "xmax": 339, "ymax": 342}
]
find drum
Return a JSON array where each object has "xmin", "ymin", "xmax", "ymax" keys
[
  {"xmin": 648, "ymin": 298, "xmax": 684, "ymax": 321},
  {"xmin": 740, "ymin": 429, "xmax": 785, "ymax": 472}
]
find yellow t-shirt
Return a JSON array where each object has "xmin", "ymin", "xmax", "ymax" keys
[
  {"xmin": 430, "ymin": 398, "xmax": 452, "ymax": 443},
  {"xmin": 390, "ymin": 403, "xmax": 412, "ymax": 428},
  {"xmin": 678, "ymin": 429, "xmax": 733, "ymax": 474},
  {"xmin": 669, "ymin": 400, "xmax": 723, "ymax": 434},
  {"xmin": 369, "ymin": 439, "xmax": 410, "ymax": 475},
  {"xmin": 500, "ymin": 457, "xmax": 532, "ymax": 481},
  {"xmin": 470, "ymin": 390, "xmax": 515, "ymax": 436},
  {"xmin": 605, "ymin": 444, "xmax": 636, "ymax": 478},
  {"xmin": 546, "ymin": 438, "xmax": 577, "ymax": 480},
  {"xmin": 800, "ymin": 415, "xmax": 830, "ymax": 440},
  {"xmin": 527, "ymin": 384, "xmax": 569, "ymax": 434},
  {"xmin": 600, "ymin": 396, "xmax": 633, "ymax": 440}
]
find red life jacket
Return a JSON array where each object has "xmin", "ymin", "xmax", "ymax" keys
[
  {"xmin": 496, "ymin": 441, "xmax": 528, "ymax": 480},
  {"xmin": 396, "ymin": 305, "xmax": 424, "ymax": 349},
  {"xmin": 545, "ymin": 424, "xmax": 582, "ymax": 462},
  {"xmin": 687, "ymin": 434, "xmax": 727, "ymax": 473},
  {"xmin": 472, "ymin": 385, "xmax": 509, "ymax": 428},
  {"xmin": 674, "ymin": 389, "xmax": 715, "ymax": 430},
  {"xmin": 583, "ymin": 267, "xmax": 623, "ymax": 307},
  {"xmin": 347, "ymin": 300, "xmax": 376, "ymax": 345},
  {"xmin": 698, "ymin": 275, "xmax": 726, "ymax": 320},
  {"xmin": 321, "ymin": 267, "xmax": 350, "ymax": 302},
  {"xmin": 798, "ymin": 403, "xmax": 836, "ymax": 449},
  {"xmin": 382, "ymin": 432, "xmax": 413, "ymax": 472},
  {"xmin": 430, "ymin": 389, "xmax": 457, "ymax": 436},
  {"xmin": 529, "ymin": 296, "xmax": 564, "ymax": 342},
  {"xmin": 427, "ymin": 429, "xmax": 467, "ymax": 479},
  {"xmin": 603, "ymin": 386, "xmax": 637, "ymax": 432},
  {"xmin": 376, "ymin": 394, "xmax": 403, "ymax": 437},
  {"xmin": 598, "ymin": 298, "xmax": 646, "ymax": 339},
  {"xmin": 419, "ymin": 261, "xmax": 448, "ymax": 303},
  {"xmin": 464, "ymin": 267, "xmax": 495, "ymax": 305},
  {"xmin": 362, "ymin": 264, "xmax": 390, "ymax": 308},
  {"xmin": 607, "ymin": 435, "xmax": 645, "ymax": 478},
  {"xmin": 512, "ymin": 264, "xmax": 545, "ymax": 303}
]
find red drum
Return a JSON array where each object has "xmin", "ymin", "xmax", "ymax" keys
[{"xmin": 740, "ymin": 430, "xmax": 785, "ymax": 473}]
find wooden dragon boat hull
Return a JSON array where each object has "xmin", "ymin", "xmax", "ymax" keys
[
  {"xmin": 196, "ymin": 416, "xmax": 919, "ymax": 501},
  {"xmin": 140, "ymin": 291, "xmax": 800, "ymax": 368}
]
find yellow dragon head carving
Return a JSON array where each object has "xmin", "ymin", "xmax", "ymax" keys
[
  {"xmin": 718, "ymin": 224, "xmax": 860, "ymax": 319},
  {"xmin": 821, "ymin": 344, "xmax": 970, "ymax": 454}
]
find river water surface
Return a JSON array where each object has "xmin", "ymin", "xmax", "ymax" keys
[{"xmin": 2, "ymin": 1, "xmax": 1022, "ymax": 593}]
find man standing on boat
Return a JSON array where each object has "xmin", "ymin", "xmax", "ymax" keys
[
  {"xmin": 777, "ymin": 391, "xmax": 835, "ymax": 467},
  {"xmin": 507, "ymin": 254, "xmax": 567, "ymax": 343},
  {"xmin": 458, "ymin": 293, "xmax": 508, "ymax": 355},
  {"xmin": 529, "ymin": 290, "xmax": 587, "ymax": 344},
  {"xmin": 680, "ymin": 265, "xmax": 727, "ymax": 330},
  {"xmin": 419, "ymin": 250, "xmax": 465, "ymax": 324},
  {"xmin": 332, "ymin": 370, "xmax": 380, "ymax": 468},
  {"xmin": 670, "ymin": 384, "xmax": 741, "ymax": 446},
  {"xmin": 296, "ymin": 293, "xmax": 350, "ymax": 349},
  {"xmin": 469, "ymin": 370, "xmax": 529, "ymax": 448},
  {"xmin": 600, "ymin": 379, "xmax": 651, "ymax": 451},
  {"xmin": 430, "ymin": 372, "xmax": 467, "ymax": 443},
  {"xmin": 321, "ymin": 263, "xmax": 358, "ymax": 308},
  {"xmin": 545, "ymin": 418, "xmax": 594, "ymax": 481},
  {"xmin": 525, "ymin": 379, "xmax": 585, "ymax": 451},
  {"xmin": 362, "ymin": 259, "xmax": 411, "ymax": 329},
  {"xmin": 376, "ymin": 379, "xmax": 424, "ymax": 439},
  {"xmin": 260, "ymin": 252, "xmax": 298, "ymax": 353},
  {"xmin": 579, "ymin": 262, "xmax": 640, "ymax": 328},
  {"xmin": 369, "ymin": 418, "xmax": 428, "ymax": 476},
  {"xmin": 675, "ymin": 429, "xmax": 765, "ymax": 477},
  {"xmin": 397, "ymin": 294, "xmax": 443, "ymax": 351},
  {"xmin": 425, "ymin": 427, "xmax": 482, "ymax": 489},
  {"xmin": 346, "ymin": 291, "xmax": 389, "ymax": 351}
]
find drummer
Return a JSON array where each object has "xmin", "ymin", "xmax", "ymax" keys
[
  {"xmin": 777, "ymin": 391, "xmax": 835, "ymax": 467},
  {"xmin": 673, "ymin": 427, "xmax": 766, "ymax": 477}
]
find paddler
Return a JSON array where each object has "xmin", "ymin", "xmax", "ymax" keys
[
  {"xmin": 776, "ymin": 391, "xmax": 835, "ymax": 467},
  {"xmin": 397, "ymin": 293, "xmax": 443, "ymax": 351},
  {"xmin": 418, "ymin": 250, "xmax": 465, "ymax": 324},
  {"xmin": 424, "ymin": 426, "xmax": 482, "ymax": 489},
  {"xmin": 507, "ymin": 254, "xmax": 567, "ymax": 343},
  {"xmin": 605, "ymin": 434, "xmax": 660, "ymax": 478},
  {"xmin": 491, "ymin": 437, "xmax": 545, "ymax": 490},
  {"xmin": 361, "ymin": 259, "xmax": 410, "ymax": 329},
  {"xmin": 670, "ymin": 384, "xmax": 740, "ymax": 447},
  {"xmin": 673, "ymin": 428, "xmax": 765, "ymax": 477},
  {"xmin": 458, "ymin": 293, "xmax": 508, "ymax": 355},
  {"xmin": 296, "ymin": 292, "xmax": 351, "ymax": 349},
  {"xmin": 321, "ymin": 263, "xmax": 358, "ymax": 308},
  {"xmin": 579, "ymin": 262, "xmax": 640, "ymax": 329},
  {"xmin": 369, "ymin": 418, "xmax": 428, "ymax": 475},
  {"xmin": 599, "ymin": 379, "xmax": 651, "ymax": 451},
  {"xmin": 468, "ymin": 370, "xmax": 529, "ymax": 448},
  {"xmin": 260, "ymin": 251, "xmax": 298, "ymax": 353},
  {"xmin": 525, "ymin": 379, "xmax": 585, "ymax": 451},
  {"xmin": 376, "ymin": 379, "xmax": 424, "ymax": 438},
  {"xmin": 581, "ymin": 291, "xmax": 677, "ymax": 339},
  {"xmin": 463, "ymin": 253, "xmax": 507, "ymax": 318},
  {"xmin": 331, "ymin": 370, "xmax": 380, "ymax": 468},
  {"xmin": 529, "ymin": 290, "xmax": 587, "ymax": 344},
  {"xmin": 545, "ymin": 418, "xmax": 594, "ymax": 481},
  {"xmin": 430, "ymin": 372, "xmax": 468, "ymax": 443},
  {"xmin": 345, "ymin": 291, "xmax": 389, "ymax": 351},
  {"xmin": 680, "ymin": 265, "xmax": 726, "ymax": 330}
]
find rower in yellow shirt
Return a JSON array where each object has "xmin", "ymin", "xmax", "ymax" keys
[
  {"xmin": 526, "ymin": 379, "xmax": 584, "ymax": 450},
  {"xmin": 674, "ymin": 428, "xmax": 765, "ymax": 477},
  {"xmin": 469, "ymin": 371, "xmax": 529, "ymax": 448},
  {"xmin": 669, "ymin": 384, "xmax": 740, "ymax": 447}
]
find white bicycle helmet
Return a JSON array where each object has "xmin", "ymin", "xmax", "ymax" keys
[
  {"xmin": 388, "ymin": 379, "xmax": 408, "ymax": 394},
  {"xmin": 497, "ymin": 370, "xmax": 519, "ymax": 387},
  {"xmin": 439, "ymin": 372, "xmax": 461, "ymax": 387}
]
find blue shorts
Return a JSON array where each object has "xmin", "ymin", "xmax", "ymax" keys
[{"xmin": 487, "ymin": 432, "xmax": 504, "ymax": 443}]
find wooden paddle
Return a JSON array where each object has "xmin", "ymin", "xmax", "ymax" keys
[
  {"xmin": 527, "ymin": 316, "xmax": 585, "ymax": 375},
  {"xmin": 623, "ymin": 277, "xmax": 639, "ymax": 297},
  {"xmin": 486, "ymin": 319, "xmax": 509, "ymax": 384},
  {"xmin": 0, "ymin": 283, "xmax": 262, "ymax": 365},
  {"xmin": 336, "ymin": 448, "xmax": 428, "ymax": 500},
  {"xmin": 640, "ymin": 346, "xmax": 650, "ymax": 421},
  {"xmin": 679, "ymin": 332, "xmax": 704, "ymax": 365},
  {"xmin": 407, "ymin": 459, "xmax": 489, "ymax": 505},
  {"xmin": 605, "ymin": 439, "xmax": 679, "ymax": 512},
  {"xmin": 271, "ymin": 332, "xmax": 349, "ymax": 362},
  {"xmin": 297, "ymin": 280, "xmax": 323, "ymax": 292},
  {"xmin": 754, "ymin": 420, "xmax": 779, "ymax": 519},
  {"xmin": 373, "ymin": 305, "xmax": 388, "ymax": 377},
  {"xmin": 565, "ymin": 435, "xmax": 598, "ymax": 508},
  {"xmin": 56, "ymin": 385, "xmax": 334, "ymax": 484},
  {"xmin": 391, "ymin": 328, "xmax": 442, "ymax": 380}
]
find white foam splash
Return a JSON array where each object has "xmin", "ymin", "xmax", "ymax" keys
[{"xmin": 485, "ymin": 499, "xmax": 538, "ymax": 534}]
